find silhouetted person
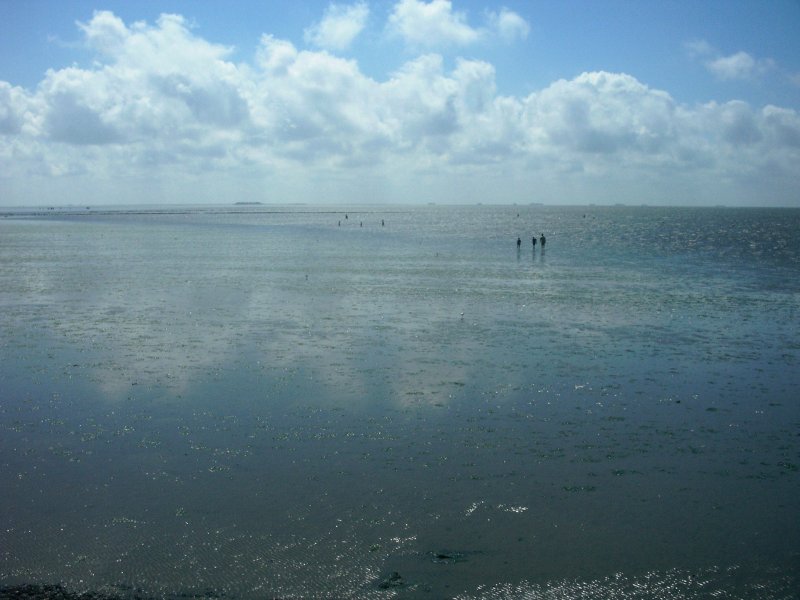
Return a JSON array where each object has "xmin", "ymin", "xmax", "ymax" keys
[
  {"xmin": 517, "ymin": 237, "xmax": 521, "ymax": 249},
  {"xmin": 532, "ymin": 236, "xmax": 537, "ymax": 248},
  {"xmin": 540, "ymin": 234, "xmax": 546, "ymax": 248}
]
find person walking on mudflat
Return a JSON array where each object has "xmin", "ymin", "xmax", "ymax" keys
[{"xmin": 540, "ymin": 234, "xmax": 546, "ymax": 248}]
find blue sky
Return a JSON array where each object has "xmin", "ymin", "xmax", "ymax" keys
[{"xmin": 1, "ymin": 0, "xmax": 799, "ymax": 206}]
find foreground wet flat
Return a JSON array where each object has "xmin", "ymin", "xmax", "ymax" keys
[{"xmin": 2, "ymin": 205, "xmax": 798, "ymax": 598}]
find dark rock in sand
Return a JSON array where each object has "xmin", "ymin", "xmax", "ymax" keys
[
  {"xmin": 377, "ymin": 571, "xmax": 405, "ymax": 589},
  {"xmin": 430, "ymin": 550, "xmax": 467, "ymax": 564}
]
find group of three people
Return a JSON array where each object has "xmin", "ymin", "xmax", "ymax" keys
[{"xmin": 517, "ymin": 234, "xmax": 546, "ymax": 249}]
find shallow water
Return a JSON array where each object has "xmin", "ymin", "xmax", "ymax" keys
[{"xmin": 1, "ymin": 205, "xmax": 799, "ymax": 598}]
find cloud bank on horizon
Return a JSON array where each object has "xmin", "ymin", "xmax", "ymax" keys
[{"xmin": 1, "ymin": 0, "xmax": 799, "ymax": 206}]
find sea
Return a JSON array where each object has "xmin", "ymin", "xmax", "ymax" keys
[{"xmin": 1, "ymin": 204, "xmax": 798, "ymax": 599}]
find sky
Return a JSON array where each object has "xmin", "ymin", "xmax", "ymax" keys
[{"xmin": 1, "ymin": 0, "xmax": 799, "ymax": 207}]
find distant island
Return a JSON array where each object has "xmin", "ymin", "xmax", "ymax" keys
[{"xmin": 234, "ymin": 202, "xmax": 263, "ymax": 205}]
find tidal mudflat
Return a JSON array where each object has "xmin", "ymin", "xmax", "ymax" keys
[{"xmin": 1, "ymin": 205, "xmax": 798, "ymax": 598}]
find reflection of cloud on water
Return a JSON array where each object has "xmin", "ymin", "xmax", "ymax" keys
[
  {"xmin": 245, "ymin": 278, "xmax": 513, "ymax": 410},
  {"xmin": 27, "ymin": 259, "xmax": 483, "ymax": 410},
  {"xmin": 6, "ymin": 218, "xmax": 546, "ymax": 411},
  {"xmin": 3, "ymin": 222, "xmax": 259, "ymax": 402},
  {"xmin": 43, "ymin": 282, "xmax": 255, "ymax": 400}
]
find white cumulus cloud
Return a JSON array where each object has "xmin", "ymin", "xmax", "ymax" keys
[
  {"xmin": 388, "ymin": 0, "xmax": 483, "ymax": 47},
  {"xmin": 0, "ymin": 81, "xmax": 29, "ymax": 135},
  {"xmin": 304, "ymin": 2, "xmax": 369, "ymax": 51},
  {"xmin": 489, "ymin": 7, "xmax": 530, "ymax": 43},
  {"xmin": 387, "ymin": 0, "xmax": 529, "ymax": 48},
  {"xmin": 525, "ymin": 71, "xmax": 678, "ymax": 157},
  {"xmin": 686, "ymin": 40, "xmax": 775, "ymax": 81},
  {"xmin": 707, "ymin": 51, "xmax": 774, "ymax": 81},
  {"xmin": 0, "ymin": 11, "xmax": 798, "ymax": 206}
]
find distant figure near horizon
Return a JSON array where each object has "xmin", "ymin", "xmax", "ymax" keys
[
  {"xmin": 517, "ymin": 237, "xmax": 521, "ymax": 249},
  {"xmin": 540, "ymin": 234, "xmax": 546, "ymax": 248},
  {"xmin": 532, "ymin": 236, "xmax": 537, "ymax": 248}
]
